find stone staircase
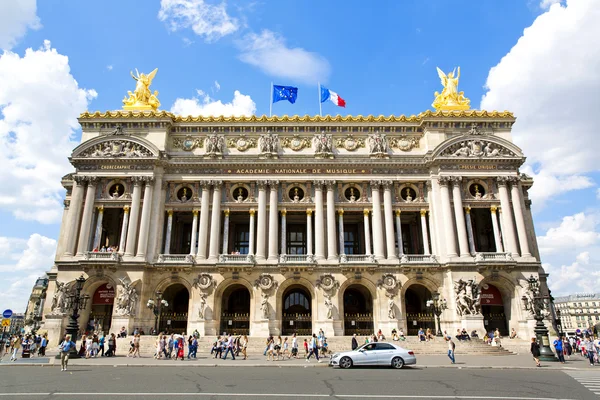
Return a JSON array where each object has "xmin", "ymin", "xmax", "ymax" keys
[{"xmin": 112, "ymin": 335, "xmax": 514, "ymax": 357}]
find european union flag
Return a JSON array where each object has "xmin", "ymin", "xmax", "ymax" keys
[{"xmin": 272, "ymin": 85, "xmax": 298, "ymax": 104}]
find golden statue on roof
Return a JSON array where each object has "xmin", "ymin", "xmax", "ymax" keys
[
  {"xmin": 123, "ymin": 68, "xmax": 160, "ymax": 111},
  {"xmin": 432, "ymin": 66, "xmax": 470, "ymax": 111}
]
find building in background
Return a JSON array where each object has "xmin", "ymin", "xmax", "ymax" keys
[
  {"xmin": 23, "ymin": 276, "xmax": 49, "ymax": 333},
  {"xmin": 554, "ymin": 293, "xmax": 600, "ymax": 335}
]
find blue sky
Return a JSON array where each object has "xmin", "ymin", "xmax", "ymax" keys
[{"xmin": 1, "ymin": 0, "xmax": 599, "ymax": 312}]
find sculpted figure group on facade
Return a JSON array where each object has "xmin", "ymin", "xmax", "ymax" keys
[{"xmin": 454, "ymin": 279, "xmax": 481, "ymax": 317}]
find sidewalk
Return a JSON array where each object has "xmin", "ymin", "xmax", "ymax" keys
[{"xmin": 0, "ymin": 351, "xmax": 596, "ymax": 370}]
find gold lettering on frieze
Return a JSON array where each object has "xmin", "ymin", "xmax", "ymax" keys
[
  {"xmin": 99, "ymin": 165, "xmax": 132, "ymax": 170},
  {"xmin": 228, "ymin": 168, "xmax": 368, "ymax": 174},
  {"xmin": 458, "ymin": 165, "xmax": 497, "ymax": 170}
]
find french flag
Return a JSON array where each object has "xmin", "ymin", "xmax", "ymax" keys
[{"xmin": 320, "ymin": 85, "xmax": 346, "ymax": 107}]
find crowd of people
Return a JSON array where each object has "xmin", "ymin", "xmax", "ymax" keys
[
  {"xmin": 532, "ymin": 331, "xmax": 600, "ymax": 367},
  {"xmin": 0, "ymin": 333, "xmax": 48, "ymax": 361}
]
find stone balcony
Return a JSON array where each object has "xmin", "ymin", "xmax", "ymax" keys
[
  {"xmin": 474, "ymin": 252, "xmax": 514, "ymax": 262},
  {"xmin": 84, "ymin": 251, "xmax": 121, "ymax": 262},
  {"xmin": 400, "ymin": 254, "xmax": 438, "ymax": 264},
  {"xmin": 157, "ymin": 254, "xmax": 194, "ymax": 264}
]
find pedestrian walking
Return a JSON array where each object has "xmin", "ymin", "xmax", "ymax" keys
[
  {"xmin": 222, "ymin": 334, "xmax": 236, "ymax": 360},
  {"xmin": 98, "ymin": 335, "xmax": 105, "ymax": 357},
  {"xmin": 168, "ymin": 334, "xmax": 174, "ymax": 358},
  {"xmin": 303, "ymin": 338, "xmax": 308, "ymax": 357},
  {"xmin": 39, "ymin": 334, "xmax": 48, "ymax": 357},
  {"xmin": 9, "ymin": 335, "xmax": 22, "ymax": 361},
  {"xmin": 445, "ymin": 336, "xmax": 456, "ymax": 364},
  {"xmin": 275, "ymin": 336, "xmax": 282, "ymax": 360},
  {"xmin": 584, "ymin": 337, "xmax": 596, "ymax": 366},
  {"xmin": 58, "ymin": 335, "xmax": 76, "ymax": 371},
  {"xmin": 553, "ymin": 336, "xmax": 565, "ymax": 363},
  {"xmin": 306, "ymin": 334, "xmax": 320, "ymax": 362},
  {"xmin": 266, "ymin": 336, "xmax": 275, "ymax": 361},
  {"xmin": 282, "ymin": 337, "xmax": 290, "ymax": 359},
  {"xmin": 291, "ymin": 334, "xmax": 298, "ymax": 359},
  {"xmin": 530, "ymin": 337, "xmax": 541, "ymax": 367},
  {"xmin": 241, "ymin": 335, "xmax": 248, "ymax": 360},
  {"xmin": 176, "ymin": 337, "xmax": 185, "ymax": 361},
  {"xmin": 351, "ymin": 334, "xmax": 358, "ymax": 350},
  {"xmin": 213, "ymin": 337, "xmax": 223, "ymax": 359}
]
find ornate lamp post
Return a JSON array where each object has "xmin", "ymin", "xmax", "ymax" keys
[
  {"xmin": 147, "ymin": 291, "xmax": 168, "ymax": 333},
  {"xmin": 427, "ymin": 291, "xmax": 447, "ymax": 337},
  {"xmin": 59, "ymin": 274, "xmax": 89, "ymax": 359},
  {"xmin": 555, "ymin": 309, "xmax": 564, "ymax": 338},
  {"xmin": 521, "ymin": 275, "xmax": 556, "ymax": 361}
]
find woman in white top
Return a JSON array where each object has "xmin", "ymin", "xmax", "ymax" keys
[
  {"xmin": 282, "ymin": 337, "xmax": 290, "ymax": 359},
  {"xmin": 266, "ymin": 337, "xmax": 275, "ymax": 361},
  {"xmin": 291, "ymin": 334, "xmax": 298, "ymax": 359},
  {"xmin": 155, "ymin": 336, "xmax": 162, "ymax": 359},
  {"xmin": 85, "ymin": 336, "xmax": 93, "ymax": 359}
]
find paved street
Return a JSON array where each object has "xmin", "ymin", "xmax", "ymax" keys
[{"xmin": 0, "ymin": 366, "xmax": 597, "ymax": 400}]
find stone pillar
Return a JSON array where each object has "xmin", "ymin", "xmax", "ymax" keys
[
  {"xmin": 190, "ymin": 209, "xmax": 199, "ymax": 255},
  {"xmin": 306, "ymin": 209, "xmax": 313, "ymax": 257},
  {"xmin": 490, "ymin": 206, "xmax": 504, "ymax": 252},
  {"xmin": 326, "ymin": 181, "xmax": 338, "ymax": 261},
  {"xmin": 92, "ymin": 206, "xmax": 104, "ymax": 251},
  {"xmin": 497, "ymin": 178, "xmax": 519, "ymax": 257},
  {"xmin": 420, "ymin": 210, "xmax": 430, "ymax": 255},
  {"xmin": 118, "ymin": 206, "xmax": 130, "ymax": 253},
  {"xmin": 438, "ymin": 177, "xmax": 458, "ymax": 258},
  {"xmin": 395, "ymin": 210, "xmax": 403, "ymax": 256},
  {"xmin": 426, "ymin": 181, "xmax": 438, "ymax": 256},
  {"xmin": 256, "ymin": 181, "xmax": 268, "ymax": 261},
  {"xmin": 280, "ymin": 209, "xmax": 287, "ymax": 257},
  {"xmin": 221, "ymin": 209, "xmax": 230, "ymax": 255},
  {"xmin": 370, "ymin": 182, "xmax": 385, "ymax": 260},
  {"xmin": 147, "ymin": 171, "xmax": 164, "ymax": 263},
  {"xmin": 164, "ymin": 210, "xmax": 173, "ymax": 254},
  {"xmin": 64, "ymin": 177, "xmax": 85, "ymax": 256},
  {"xmin": 383, "ymin": 181, "xmax": 397, "ymax": 260},
  {"xmin": 197, "ymin": 181, "xmax": 211, "ymax": 260},
  {"xmin": 338, "ymin": 209, "xmax": 345, "ymax": 260},
  {"xmin": 248, "ymin": 209, "xmax": 256, "ymax": 257},
  {"xmin": 511, "ymin": 180, "xmax": 532, "ymax": 257},
  {"xmin": 465, "ymin": 207, "xmax": 476, "ymax": 254},
  {"xmin": 314, "ymin": 182, "xmax": 325, "ymax": 260},
  {"xmin": 498, "ymin": 207, "xmax": 506, "ymax": 251},
  {"xmin": 136, "ymin": 178, "xmax": 154, "ymax": 258},
  {"xmin": 451, "ymin": 178, "xmax": 470, "ymax": 257},
  {"xmin": 76, "ymin": 178, "xmax": 98, "ymax": 255},
  {"xmin": 363, "ymin": 209, "xmax": 372, "ymax": 256},
  {"xmin": 208, "ymin": 181, "xmax": 222, "ymax": 260},
  {"xmin": 125, "ymin": 178, "xmax": 143, "ymax": 256},
  {"xmin": 268, "ymin": 181, "xmax": 279, "ymax": 261}
]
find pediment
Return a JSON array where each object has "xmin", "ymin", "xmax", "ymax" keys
[
  {"xmin": 72, "ymin": 136, "xmax": 159, "ymax": 159},
  {"xmin": 433, "ymin": 135, "xmax": 523, "ymax": 159}
]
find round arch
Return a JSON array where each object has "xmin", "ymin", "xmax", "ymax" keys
[
  {"xmin": 213, "ymin": 277, "xmax": 255, "ymax": 321},
  {"xmin": 158, "ymin": 283, "xmax": 190, "ymax": 334},
  {"xmin": 479, "ymin": 275, "xmax": 517, "ymax": 336},
  {"xmin": 339, "ymin": 280, "xmax": 377, "ymax": 336},
  {"xmin": 275, "ymin": 277, "xmax": 316, "ymax": 336},
  {"xmin": 80, "ymin": 275, "xmax": 119, "ymax": 335},
  {"xmin": 431, "ymin": 134, "xmax": 524, "ymax": 159},
  {"xmin": 402, "ymin": 281, "xmax": 438, "ymax": 336}
]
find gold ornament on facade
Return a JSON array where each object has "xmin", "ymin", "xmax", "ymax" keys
[
  {"xmin": 227, "ymin": 134, "xmax": 256, "ymax": 152},
  {"xmin": 432, "ymin": 67, "xmax": 470, "ymax": 111},
  {"xmin": 281, "ymin": 134, "xmax": 311, "ymax": 151},
  {"xmin": 389, "ymin": 136, "xmax": 419, "ymax": 151},
  {"xmin": 173, "ymin": 135, "xmax": 203, "ymax": 151},
  {"xmin": 122, "ymin": 68, "xmax": 160, "ymax": 111},
  {"xmin": 335, "ymin": 134, "xmax": 364, "ymax": 151}
]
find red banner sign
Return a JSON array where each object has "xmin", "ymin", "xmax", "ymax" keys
[
  {"xmin": 480, "ymin": 284, "xmax": 503, "ymax": 306},
  {"xmin": 93, "ymin": 283, "xmax": 115, "ymax": 305}
]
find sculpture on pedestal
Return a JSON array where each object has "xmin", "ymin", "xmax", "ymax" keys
[
  {"xmin": 454, "ymin": 279, "xmax": 481, "ymax": 316},
  {"xmin": 432, "ymin": 66, "xmax": 470, "ymax": 111},
  {"xmin": 50, "ymin": 282, "xmax": 68, "ymax": 315},
  {"xmin": 114, "ymin": 278, "xmax": 138, "ymax": 317},
  {"xmin": 123, "ymin": 68, "xmax": 160, "ymax": 110}
]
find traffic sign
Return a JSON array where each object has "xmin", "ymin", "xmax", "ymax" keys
[
  {"xmin": 1, "ymin": 319, "xmax": 10, "ymax": 327},
  {"xmin": 2, "ymin": 309, "xmax": 12, "ymax": 319}
]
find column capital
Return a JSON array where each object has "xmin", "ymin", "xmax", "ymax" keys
[
  {"xmin": 73, "ymin": 175, "xmax": 86, "ymax": 185},
  {"xmin": 281, "ymin": 209, "xmax": 287, "ymax": 216},
  {"xmin": 496, "ymin": 176, "xmax": 512, "ymax": 186},
  {"xmin": 268, "ymin": 180, "xmax": 279, "ymax": 187},
  {"xmin": 381, "ymin": 180, "xmax": 393, "ymax": 189},
  {"xmin": 257, "ymin": 180, "xmax": 269, "ymax": 189},
  {"xmin": 449, "ymin": 176, "xmax": 463, "ymax": 183},
  {"xmin": 192, "ymin": 209, "xmax": 199, "ymax": 216},
  {"xmin": 437, "ymin": 176, "xmax": 452, "ymax": 186},
  {"xmin": 223, "ymin": 208, "xmax": 230, "ymax": 217},
  {"xmin": 363, "ymin": 208, "xmax": 370, "ymax": 216},
  {"xmin": 123, "ymin": 205, "xmax": 130, "ymax": 212},
  {"xmin": 395, "ymin": 209, "xmax": 401, "ymax": 217},
  {"xmin": 141, "ymin": 176, "xmax": 155, "ymax": 185},
  {"xmin": 249, "ymin": 208, "xmax": 256, "ymax": 216},
  {"xmin": 166, "ymin": 209, "xmax": 174, "ymax": 217},
  {"xmin": 369, "ymin": 180, "xmax": 382, "ymax": 187},
  {"xmin": 420, "ymin": 209, "xmax": 428, "ymax": 217},
  {"xmin": 84, "ymin": 176, "xmax": 100, "ymax": 186},
  {"xmin": 131, "ymin": 176, "xmax": 144, "ymax": 186},
  {"xmin": 337, "ymin": 208, "xmax": 344, "ymax": 215},
  {"xmin": 96, "ymin": 205, "xmax": 104, "ymax": 212},
  {"xmin": 210, "ymin": 180, "xmax": 223, "ymax": 187},
  {"xmin": 200, "ymin": 180, "xmax": 212, "ymax": 189},
  {"xmin": 306, "ymin": 209, "xmax": 313, "ymax": 216},
  {"xmin": 325, "ymin": 180, "xmax": 337, "ymax": 189},
  {"xmin": 490, "ymin": 205, "xmax": 498, "ymax": 213},
  {"xmin": 464, "ymin": 206, "xmax": 471, "ymax": 214}
]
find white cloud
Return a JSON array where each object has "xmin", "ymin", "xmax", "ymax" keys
[
  {"xmin": 158, "ymin": 0, "xmax": 239, "ymax": 42},
  {"xmin": 0, "ymin": 0, "xmax": 41, "ymax": 50},
  {"xmin": 238, "ymin": 30, "xmax": 331, "ymax": 84},
  {"xmin": 520, "ymin": 166, "xmax": 594, "ymax": 207},
  {"xmin": 214, "ymin": 80, "xmax": 220, "ymax": 91},
  {"xmin": 540, "ymin": 0, "xmax": 563, "ymax": 10},
  {"xmin": 480, "ymin": 0, "xmax": 600, "ymax": 205},
  {"xmin": 0, "ymin": 233, "xmax": 56, "ymax": 312},
  {"xmin": 0, "ymin": 40, "xmax": 97, "ymax": 223},
  {"xmin": 537, "ymin": 212, "xmax": 600, "ymax": 255},
  {"xmin": 545, "ymin": 251, "xmax": 600, "ymax": 294},
  {"xmin": 171, "ymin": 89, "xmax": 255, "ymax": 117},
  {"xmin": 106, "ymin": 65, "xmax": 113, "ymax": 71}
]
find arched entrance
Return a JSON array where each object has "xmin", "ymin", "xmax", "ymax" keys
[
  {"xmin": 282, "ymin": 286, "xmax": 312, "ymax": 335},
  {"xmin": 405, "ymin": 284, "xmax": 435, "ymax": 336},
  {"xmin": 88, "ymin": 283, "xmax": 115, "ymax": 334},
  {"xmin": 481, "ymin": 283, "xmax": 508, "ymax": 336},
  {"xmin": 160, "ymin": 284, "xmax": 189, "ymax": 333},
  {"xmin": 220, "ymin": 285, "xmax": 250, "ymax": 335},
  {"xmin": 343, "ymin": 285, "xmax": 373, "ymax": 335}
]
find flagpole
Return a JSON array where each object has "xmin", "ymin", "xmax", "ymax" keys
[
  {"xmin": 269, "ymin": 82, "xmax": 273, "ymax": 117},
  {"xmin": 318, "ymin": 82, "xmax": 322, "ymax": 117}
]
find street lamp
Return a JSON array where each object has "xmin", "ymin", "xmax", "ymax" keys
[
  {"xmin": 426, "ymin": 291, "xmax": 447, "ymax": 337},
  {"xmin": 555, "ymin": 309, "xmax": 563, "ymax": 338},
  {"xmin": 147, "ymin": 291, "xmax": 168, "ymax": 333},
  {"xmin": 521, "ymin": 275, "xmax": 556, "ymax": 361},
  {"xmin": 59, "ymin": 274, "xmax": 89, "ymax": 359}
]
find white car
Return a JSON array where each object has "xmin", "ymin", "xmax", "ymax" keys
[{"xmin": 329, "ymin": 342, "xmax": 416, "ymax": 369}]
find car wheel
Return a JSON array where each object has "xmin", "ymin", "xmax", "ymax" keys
[
  {"xmin": 391, "ymin": 357, "xmax": 404, "ymax": 369},
  {"xmin": 339, "ymin": 356, "xmax": 353, "ymax": 369}
]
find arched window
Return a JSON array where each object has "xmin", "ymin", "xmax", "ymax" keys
[{"xmin": 284, "ymin": 289, "xmax": 310, "ymax": 313}]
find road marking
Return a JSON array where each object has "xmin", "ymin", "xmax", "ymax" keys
[
  {"xmin": 564, "ymin": 371, "xmax": 600, "ymax": 397},
  {"xmin": 0, "ymin": 394, "xmax": 577, "ymax": 399}
]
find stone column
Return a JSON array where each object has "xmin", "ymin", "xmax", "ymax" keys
[
  {"xmin": 497, "ymin": 177, "xmax": 519, "ymax": 257},
  {"xmin": 451, "ymin": 177, "xmax": 470, "ymax": 257},
  {"xmin": 370, "ymin": 182, "xmax": 385, "ymax": 260},
  {"xmin": 510, "ymin": 179, "xmax": 532, "ymax": 257},
  {"xmin": 190, "ymin": 209, "xmax": 199, "ymax": 255},
  {"xmin": 92, "ymin": 206, "xmax": 104, "ymax": 251},
  {"xmin": 136, "ymin": 178, "xmax": 154, "ymax": 258},
  {"xmin": 280, "ymin": 209, "xmax": 287, "ymax": 257},
  {"xmin": 118, "ymin": 206, "xmax": 130, "ymax": 253},
  {"xmin": 147, "ymin": 171, "xmax": 164, "ymax": 263},
  {"xmin": 256, "ymin": 181, "xmax": 268, "ymax": 261},
  {"xmin": 438, "ymin": 177, "xmax": 458, "ymax": 258},
  {"xmin": 363, "ymin": 209, "xmax": 372, "ymax": 256},
  {"xmin": 208, "ymin": 181, "xmax": 222, "ymax": 260},
  {"xmin": 420, "ymin": 210, "xmax": 431, "ymax": 255},
  {"xmin": 383, "ymin": 181, "xmax": 397, "ymax": 260},
  {"xmin": 338, "ymin": 209, "xmax": 345, "ymax": 260},
  {"xmin": 64, "ymin": 177, "xmax": 85, "ymax": 256},
  {"xmin": 164, "ymin": 210, "xmax": 173, "ymax": 255},
  {"xmin": 197, "ymin": 181, "xmax": 211, "ymax": 260},
  {"xmin": 306, "ymin": 209, "xmax": 313, "ymax": 257},
  {"xmin": 248, "ymin": 209, "xmax": 256, "ymax": 258},
  {"xmin": 76, "ymin": 178, "xmax": 98, "ymax": 256},
  {"xmin": 314, "ymin": 182, "xmax": 325, "ymax": 260},
  {"xmin": 490, "ymin": 206, "xmax": 504, "ymax": 252},
  {"xmin": 395, "ymin": 210, "xmax": 403, "ymax": 255},
  {"xmin": 268, "ymin": 181, "xmax": 279, "ymax": 261},
  {"xmin": 465, "ymin": 207, "xmax": 476, "ymax": 254},
  {"xmin": 125, "ymin": 178, "xmax": 143, "ymax": 256},
  {"xmin": 221, "ymin": 209, "xmax": 230, "ymax": 255},
  {"xmin": 326, "ymin": 181, "xmax": 338, "ymax": 261}
]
